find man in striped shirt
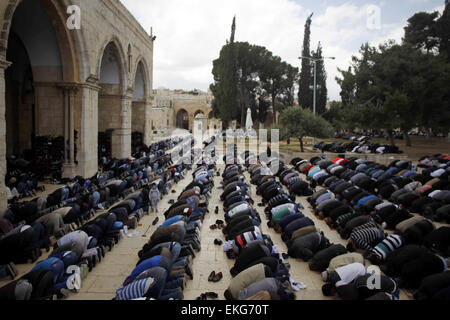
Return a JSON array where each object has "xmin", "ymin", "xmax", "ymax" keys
[
  {"xmin": 366, "ymin": 235, "xmax": 405, "ymax": 265},
  {"xmin": 223, "ymin": 227, "xmax": 263, "ymax": 258},
  {"xmin": 347, "ymin": 223, "xmax": 386, "ymax": 253}
]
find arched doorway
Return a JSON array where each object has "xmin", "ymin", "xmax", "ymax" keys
[
  {"xmin": 4, "ymin": 0, "xmax": 74, "ymax": 181},
  {"xmin": 131, "ymin": 60, "xmax": 149, "ymax": 155},
  {"xmin": 98, "ymin": 41, "xmax": 127, "ymax": 160},
  {"xmin": 176, "ymin": 109, "xmax": 189, "ymax": 130},
  {"xmin": 194, "ymin": 110, "xmax": 205, "ymax": 118}
]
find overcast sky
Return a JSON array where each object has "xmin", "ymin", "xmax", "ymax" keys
[{"xmin": 120, "ymin": 0, "xmax": 445, "ymax": 101}]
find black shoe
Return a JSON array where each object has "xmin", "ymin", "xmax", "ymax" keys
[
  {"xmin": 5, "ymin": 264, "xmax": 17, "ymax": 280},
  {"xmin": 187, "ymin": 245, "xmax": 196, "ymax": 258},
  {"xmin": 152, "ymin": 217, "xmax": 159, "ymax": 226},
  {"xmin": 214, "ymin": 239, "xmax": 223, "ymax": 245},
  {"xmin": 205, "ymin": 292, "xmax": 219, "ymax": 299},
  {"xmin": 96, "ymin": 248, "xmax": 102, "ymax": 263},
  {"xmin": 185, "ymin": 264, "xmax": 194, "ymax": 280},
  {"xmin": 100, "ymin": 245, "xmax": 106, "ymax": 258}
]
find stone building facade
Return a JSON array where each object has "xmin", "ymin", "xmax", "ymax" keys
[
  {"xmin": 0, "ymin": 0, "xmax": 155, "ymax": 211},
  {"xmin": 152, "ymin": 88, "xmax": 220, "ymax": 132}
]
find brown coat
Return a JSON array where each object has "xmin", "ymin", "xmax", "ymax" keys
[
  {"xmin": 291, "ymin": 225, "xmax": 317, "ymax": 241},
  {"xmin": 228, "ymin": 264, "xmax": 267, "ymax": 299}
]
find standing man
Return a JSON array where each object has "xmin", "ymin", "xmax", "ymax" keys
[{"xmin": 149, "ymin": 184, "xmax": 161, "ymax": 213}]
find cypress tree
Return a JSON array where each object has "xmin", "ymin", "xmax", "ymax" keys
[
  {"xmin": 298, "ymin": 13, "xmax": 313, "ymax": 110},
  {"xmin": 312, "ymin": 42, "xmax": 328, "ymax": 115}
]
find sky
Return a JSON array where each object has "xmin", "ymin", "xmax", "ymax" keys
[{"xmin": 120, "ymin": 0, "xmax": 446, "ymax": 101}]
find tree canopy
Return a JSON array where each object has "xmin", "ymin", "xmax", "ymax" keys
[
  {"xmin": 404, "ymin": 5, "xmax": 450, "ymax": 60},
  {"xmin": 279, "ymin": 106, "xmax": 334, "ymax": 152},
  {"xmin": 298, "ymin": 13, "xmax": 314, "ymax": 111},
  {"xmin": 211, "ymin": 41, "xmax": 298, "ymax": 127},
  {"xmin": 336, "ymin": 41, "xmax": 450, "ymax": 146}
]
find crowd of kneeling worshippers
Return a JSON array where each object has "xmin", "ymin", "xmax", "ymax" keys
[
  {"xmin": 217, "ymin": 147, "xmax": 302, "ymax": 301},
  {"xmin": 259, "ymin": 154, "xmax": 449, "ymax": 300},
  {"xmin": 113, "ymin": 138, "xmax": 217, "ymax": 300},
  {"xmin": 2, "ymin": 130, "xmax": 450, "ymax": 301},
  {"xmin": 201, "ymin": 149, "xmax": 449, "ymax": 300},
  {"xmin": 0, "ymin": 137, "xmax": 188, "ymax": 300}
]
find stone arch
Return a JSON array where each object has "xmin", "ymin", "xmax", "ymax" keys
[
  {"xmin": 194, "ymin": 109, "xmax": 205, "ymax": 118},
  {"xmin": 96, "ymin": 37, "xmax": 128, "ymax": 94},
  {"xmin": 131, "ymin": 59, "xmax": 151, "ymax": 147},
  {"xmin": 97, "ymin": 39, "xmax": 130, "ymax": 159},
  {"xmin": 176, "ymin": 109, "xmax": 189, "ymax": 130},
  {"xmin": 2, "ymin": 0, "xmax": 85, "ymax": 168},
  {"xmin": 132, "ymin": 57, "xmax": 150, "ymax": 101},
  {"xmin": 0, "ymin": 0, "xmax": 85, "ymax": 82}
]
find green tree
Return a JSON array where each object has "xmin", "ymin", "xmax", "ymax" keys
[
  {"xmin": 298, "ymin": 13, "xmax": 313, "ymax": 110},
  {"xmin": 211, "ymin": 39, "xmax": 297, "ymax": 127},
  {"xmin": 279, "ymin": 106, "xmax": 334, "ymax": 152},
  {"xmin": 260, "ymin": 56, "xmax": 299, "ymax": 121},
  {"xmin": 311, "ymin": 42, "xmax": 328, "ymax": 115},
  {"xmin": 404, "ymin": 11, "xmax": 440, "ymax": 53},
  {"xmin": 404, "ymin": 6, "xmax": 450, "ymax": 60},
  {"xmin": 336, "ymin": 41, "xmax": 450, "ymax": 147},
  {"xmin": 437, "ymin": 3, "xmax": 450, "ymax": 60},
  {"xmin": 210, "ymin": 16, "xmax": 239, "ymax": 126}
]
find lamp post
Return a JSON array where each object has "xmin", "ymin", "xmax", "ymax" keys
[{"xmin": 299, "ymin": 55, "xmax": 335, "ymax": 147}]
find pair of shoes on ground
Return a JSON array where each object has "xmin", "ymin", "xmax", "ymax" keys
[
  {"xmin": 5, "ymin": 262, "xmax": 19, "ymax": 280},
  {"xmin": 214, "ymin": 238, "xmax": 223, "ymax": 245},
  {"xmin": 210, "ymin": 220, "xmax": 224, "ymax": 230},
  {"xmin": 208, "ymin": 271, "xmax": 223, "ymax": 283},
  {"xmin": 196, "ymin": 292, "xmax": 219, "ymax": 300}
]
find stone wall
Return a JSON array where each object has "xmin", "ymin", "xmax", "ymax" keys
[
  {"xmin": 0, "ymin": 61, "xmax": 10, "ymax": 213},
  {"xmin": 153, "ymin": 89, "xmax": 214, "ymax": 131},
  {"xmin": 0, "ymin": 0, "xmax": 155, "ymax": 209},
  {"xmin": 132, "ymin": 101, "xmax": 146, "ymax": 133},
  {"xmin": 34, "ymin": 84, "xmax": 64, "ymax": 136}
]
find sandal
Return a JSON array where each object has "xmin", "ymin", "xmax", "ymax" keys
[
  {"xmin": 208, "ymin": 271, "xmax": 216, "ymax": 282},
  {"xmin": 212, "ymin": 272, "xmax": 223, "ymax": 283}
]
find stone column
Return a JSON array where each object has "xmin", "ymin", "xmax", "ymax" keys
[
  {"xmin": 112, "ymin": 89, "xmax": 132, "ymax": 159},
  {"xmin": 59, "ymin": 84, "xmax": 78, "ymax": 178},
  {"xmin": 78, "ymin": 76, "xmax": 101, "ymax": 178},
  {"xmin": 0, "ymin": 59, "xmax": 11, "ymax": 213},
  {"xmin": 144, "ymin": 96, "xmax": 153, "ymax": 146}
]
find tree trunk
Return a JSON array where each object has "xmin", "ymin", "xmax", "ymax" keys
[
  {"xmin": 272, "ymin": 93, "xmax": 276, "ymax": 126},
  {"xmin": 403, "ymin": 130, "xmax": 412, "ymax": 147},
  {"xmin": 299, "ymin": 138, "xmax": 304, "ymax": 153},
  {"xmin": 426, "ymin": 128, "xmax": 432, "ymax": 140},
  {"xmin": 387, "ymin": 130, "xmax": 396, "ymax": 147},
  {"xmin": 240, "ymin": 101, "xmax": 246, "ymax": 129}
]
